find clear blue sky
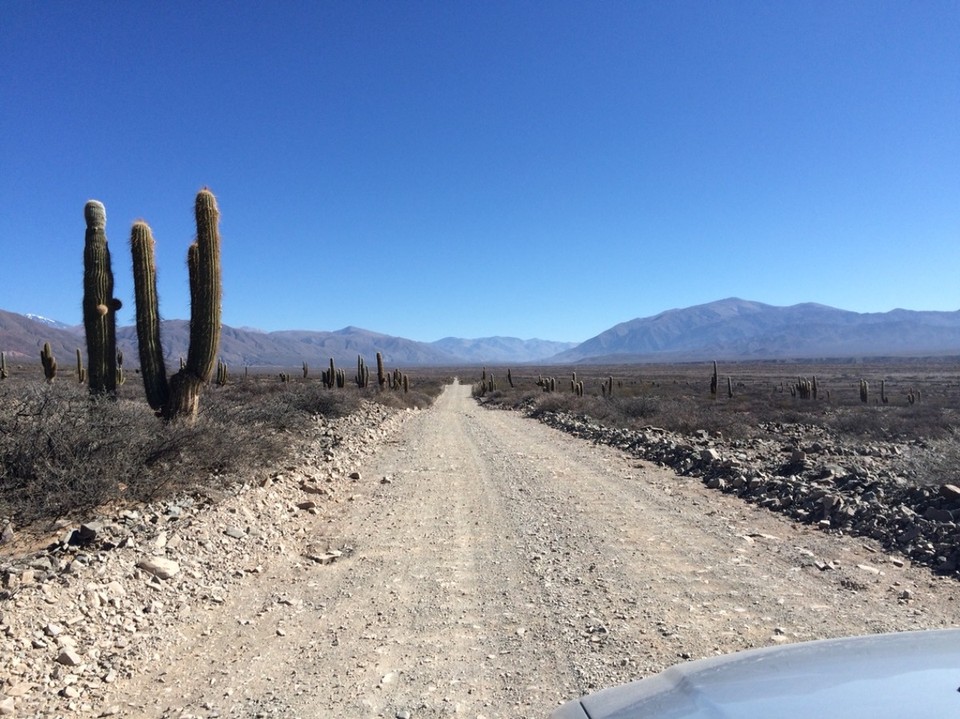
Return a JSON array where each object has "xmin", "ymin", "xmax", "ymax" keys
[{"xmin": 1, "ymin": 1, "xmax": 957, "ymax": 343}]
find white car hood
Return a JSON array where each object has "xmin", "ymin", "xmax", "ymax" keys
[{"xmin": 554, "ymin": 629, "xmax": 960, "ymax": 719}]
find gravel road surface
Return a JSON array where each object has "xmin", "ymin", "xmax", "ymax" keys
[{"xmin": 100, "ymin": 382, "xmax": 958, "ymax": 718}]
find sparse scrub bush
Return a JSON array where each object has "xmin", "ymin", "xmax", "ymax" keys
[
  {"xmin": 903, "ymin": 429, "xmax": 960, "ymax": 487},
  {"xmin": 0, "ymin": 381, "xmax": 282, "ymax": 523},
  {"xmin": 0, "ymin": 372, "xmax": 445, "ymax": 526},
  {"xmin": 475, "ymin": 362, "xmax": 960, "ymax": 446}
]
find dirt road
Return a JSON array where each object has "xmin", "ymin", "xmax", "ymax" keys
[{"xmin": 103, "ymin": 382, "xmax": 958, "ymax": 718}]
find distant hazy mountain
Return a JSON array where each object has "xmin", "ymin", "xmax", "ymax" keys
[
  {"xmin": 0, "ymin": 309, "xmax": 82, "ymax": 361},
  {"xmin": 112, "ymin": 323, "xmax": 462, "ymax": 368},
  {"xmin": 551, "ymin": 298, "xmax": 960, "ymax": 363},
  {"xmin": 431, "ymin": 336, "xmax": 577, "ymax": 364},
  {"xmin": 7, "ymin": 299, "xmax": 960, "ymax": 369}
]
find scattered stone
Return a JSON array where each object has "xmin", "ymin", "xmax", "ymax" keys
[
  {"xmin": 940, "ymin": 484, "xmax": 960, "ymax": 503},
  {"xmin": 923, "ymin": 507, "xmax": 952, "ymax": 522},
  {"xmin": 0, "ymin": 697, "xmax": 14, "ymax": 716},
  {"xmin": 300, "ymin": 482, "xmax": 330, "ymax": 496},
  {"xmin": 44, "ymin": 622, "xmax": 63, "ymax": 637},
  {"xmin": 1, "ymin": 523, "xmax": 15, "ymax": 544},
  {"xmin": 136, "ymin": 557, "xmax": 180, "ymax": 580},
  {"xmin": 75, "ymin": 522, "xmax": 103, "ymax": 545},
  {"xmin": 223, "ymin": 527, "xmax": 246, "ymax": 539},
  {"xmin": 56, "ymin": 649, "xmax": 83, "ymax": 667},
  {"xmin": 349, "ymin": 471, "xmax": 362, "ymax": 480},
  {"xmin": 305, "ymin": 549, "xmax": 342, "ymax": 565}
]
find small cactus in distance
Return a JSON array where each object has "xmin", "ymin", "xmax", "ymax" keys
[
  {"xmin": 76, "ymin": 348, "xmax": 86, "ymax": 384},
  {"xmin": 376, "ymin": 352, "xmax": 386, "ymax": 390},
  {"xmin": 859, "ymin": 379, "xmax": 869, "ymax": 403},
  {"xmin": 355, "ymin": 355, "xmax": 369, "ymax": 388},
  {"xmin": 216, "ymin": 358, "xmax": 228, "ymax": 386},
  {"xmin": 710, "ymin": 361, "xmax": 718, "ymax": 397},
  {"xmin": 0, "ymin": 352, "xmax": 7, "ymax": 380},
  {"xmin": 40, "ymin": 342, "xmax": 57, "ymax": 383}
]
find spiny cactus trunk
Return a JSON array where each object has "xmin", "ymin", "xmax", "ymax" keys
[
  {"xmin": 130, "ymin": 221, "xmax": 170, "ymax": 411},
  {"xmin": 82, "ymin": 200, "xmax": 119, "ymax": 395},
  {"xmin": 376, "ymin": 352, "xmax": 386, "ymax": 390}
]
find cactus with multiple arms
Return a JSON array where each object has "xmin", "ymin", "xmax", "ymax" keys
[
  {"xmin": 131, "ymin": 189, "xmax": 222, "ymax": 420},
  {"xmin": 40, "ymin": 342, "xmax": 57, "ymax": 382},
  {"xmin": 356, "ymin": 355, "xmax": 369, "ymax": 388}
]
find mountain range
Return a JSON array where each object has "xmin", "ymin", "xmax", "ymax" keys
[
  {"xmin": 3, "ymin": 298, "xmax": 960, "ymax": 368},
  {"xmin": 0, "ymin": 309, "xmax": 574, "ymax": 368}
]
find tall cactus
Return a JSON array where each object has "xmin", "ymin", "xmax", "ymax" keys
[
  {"xmin": 376, "ymin": 352, "xmax": 386, "ymax": 390},
  {"xmin": 131, "ymin": 221, "xmax": 169, "ymax": 411},
  {"xmin": 82, "ymin": 200, "xmax": 120, "ymax": 394},
  {"xmin": 130, "ymin": 188, "xmax": 222, "ymax": 420},
  {"xmin": 0, "ymin": 352, "xmax": 7, "ymax": 380}
]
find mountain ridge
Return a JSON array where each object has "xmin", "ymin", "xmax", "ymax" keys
[
  {"xmin": 548, "ymin": 297, "xmax": 960, "ymax": 363},
  {"xmin": 4, "ymin": 298, "xmax": 960, "ymax": 367}
]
